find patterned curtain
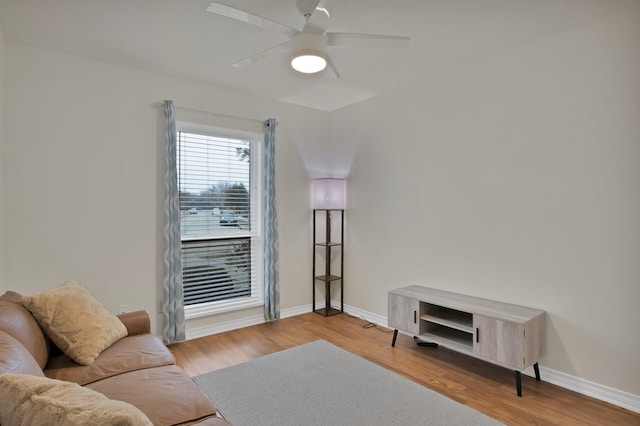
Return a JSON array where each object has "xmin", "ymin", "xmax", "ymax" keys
[
  {"xmin": 162, "ymin": 100, "xmax": 186, "ymax": 343},
  {"xmin": 263, "ymin": 118, "xmax": 280, "ymax": 321}
]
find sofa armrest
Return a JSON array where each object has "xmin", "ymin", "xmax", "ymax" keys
[{"xmin": 117, "ymin": 310, "xmax": 151, "ymax": 336}]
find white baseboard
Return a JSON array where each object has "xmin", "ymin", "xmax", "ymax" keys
[
  {"xmin": 341, "ymin": 303, "xmax": 388, "ymax": 326},
  {"xmin": 523, "ymin": 365, "xmax": 640, "ymax": 414},
  {"xmin": 185, "ymin": 302, "xmax": 640, "ymax": 414}
]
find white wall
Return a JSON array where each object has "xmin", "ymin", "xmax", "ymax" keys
[
  {"xmin": 4, "ymin": 1, "xmax": 639, "ymax": 404},
  {"xmin": 332, "ymin": 3, "xmax": 640, "ymax": 396},
  {"xmin": 0, "ymin": 22, "xmax": 5, "ymax": 293},
  {"xmin": 3, "ymin": 42, "xmax": 325, "ymax": 334}
]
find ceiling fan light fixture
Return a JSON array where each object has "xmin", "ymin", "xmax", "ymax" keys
[
  {"xmin": 291, "ymin": 50, "xmax": 327, "ymax": 73},
  {"xmin": 291, "ymin": 32, "xmax": 327, "ymax": 74}
]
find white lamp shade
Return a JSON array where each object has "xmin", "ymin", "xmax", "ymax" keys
[{"xmin": 312, "ymin": 179, "xmax": 346, "ymax": 210}]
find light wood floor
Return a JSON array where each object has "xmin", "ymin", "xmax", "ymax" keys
[{"xmin": 169, "ymin": 312, "xmax": 639, "ymax": 425}]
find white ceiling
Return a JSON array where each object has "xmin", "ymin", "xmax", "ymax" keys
[{"xmin": 0, "ymin": 0, "xmax": 631, "ymax": 111}]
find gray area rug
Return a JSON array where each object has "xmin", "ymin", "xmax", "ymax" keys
[{"xmin": 193, "ymin": 340, "xmax": 503, "ymax": 426}]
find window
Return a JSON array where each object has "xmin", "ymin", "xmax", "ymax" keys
[{"xmin": 177, "ymin": 127, "xmax": 263, "ymax": 317}]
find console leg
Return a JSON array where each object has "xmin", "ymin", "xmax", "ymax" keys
[
  {"xmin": 534, "ymin": 362, "xmax": 541, "ymax": 381},
  {"xmin": 515, "ymin": 371, "xmax": 522, "ymax": 397},
  {"xmin": 391, "ymin": 329, "xmax": 398, "ymax": 347}
]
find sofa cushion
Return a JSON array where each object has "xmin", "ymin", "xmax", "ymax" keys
[
  {"xmin": 0, "ymin": 330, "xmax": 46, "ymax": 376},
  {"xmin": 0, "ymin": 291, "xmax": 50, "ymax": 369},
  {"xmin": 87, "ymin": 364, "xmax": 217, "ymax": 426},
  {"xmin": 46, "ymin": 333, "xmax": 175, "ymax": 385},
  {"xmin": 0, "ymin": 374, "xmax": 152, "ymax": 426},
  {"xmin": 21, "ymin": 281, "xmax": 127, "ymax": 365}
]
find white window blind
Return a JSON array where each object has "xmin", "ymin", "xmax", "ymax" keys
[{"xmin": 177, "ymin": 130, "xmax": 263, "ymax": 315}]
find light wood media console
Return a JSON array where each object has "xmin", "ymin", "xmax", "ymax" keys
[{"xmin": 388, "ymin": 285, "xmax": 545, "ymax": 396}]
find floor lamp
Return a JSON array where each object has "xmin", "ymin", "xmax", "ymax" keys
[{"xmin": 311, "ymin": 179, "xmax": 346, "ymax": 316}]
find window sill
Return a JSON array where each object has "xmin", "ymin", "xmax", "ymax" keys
[{"xmin": 184, "ymin": 298, "xmax": 263, "ymax": 320}]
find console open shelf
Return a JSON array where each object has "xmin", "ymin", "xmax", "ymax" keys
[
  {"xmin": 421, "ymin": 326, "xmax": 473, "ymax": 352},
  {"xmin": 422, "ymin": 305, "xmax": 473, "ymax": 333}
]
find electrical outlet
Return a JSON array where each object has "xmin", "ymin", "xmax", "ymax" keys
[{"xmin": 117, "ymin": 304, "xmax": 129, "ymax": 314}]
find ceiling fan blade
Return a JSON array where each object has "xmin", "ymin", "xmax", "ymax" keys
[
  {"xmin": 327, "ymin": 33, "xmax": 410, "ymax": 49},
  {"xmin": 325, "ymin": 54, "xmax": 340, "ymax": 79},
  {"xmin": 232, "ymin": 41, "xmax": 291, "ymax": 69},
  {"xmin": 206, "ymin": 2, "xmax": 297, "ymax": 37},
  {"xmin": 302, "ymin": 0, "xmax": 347, "ymax": 34}
]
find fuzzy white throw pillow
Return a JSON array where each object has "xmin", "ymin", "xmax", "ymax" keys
[
  {"xmin": 0, "ymin": 374, "xmax": 152, "ymax": 426},
  {"xmin": 21, "ymin": 281, "xmax": 127, "ymax": 365}
]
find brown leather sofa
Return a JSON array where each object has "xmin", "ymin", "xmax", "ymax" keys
[{"xmin": 0, "ymin": 291, "xmax": 230, "ymax": 425}]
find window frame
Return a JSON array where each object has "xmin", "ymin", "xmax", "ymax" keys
[{"xmin": 176, "ymin": 121, "xmax": 264, "ymax": 319}]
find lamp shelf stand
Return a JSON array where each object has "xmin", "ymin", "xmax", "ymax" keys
[{"xmin": 312, "ymin": 209, "xmax": 344, "ymax": 316}]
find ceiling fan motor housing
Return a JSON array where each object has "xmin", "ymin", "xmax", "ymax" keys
[{"xmin": 296, "ymin": 0, "xmax": 321, "ymax": 17}]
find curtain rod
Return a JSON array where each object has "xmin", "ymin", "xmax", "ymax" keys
[{"xmin": 158, "ymin": 102, "xmax": 265, "ymax": 126}]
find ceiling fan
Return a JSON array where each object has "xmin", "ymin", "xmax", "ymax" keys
[{"xmin": 206, "ymin": 0, "xmax": 410, "ymax": 77}]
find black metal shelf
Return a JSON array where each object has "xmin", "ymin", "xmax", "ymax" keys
[
  {"xmin": 315, "ymin": 274, "xmax": 342, "ymax": 282},
  {"xmin": 314, "ymin": 306, "xmax": 342, "ymax": 317},
  {"xmin": 312, "ymin": 209, "xmax": 344, "ymax": 317}
]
